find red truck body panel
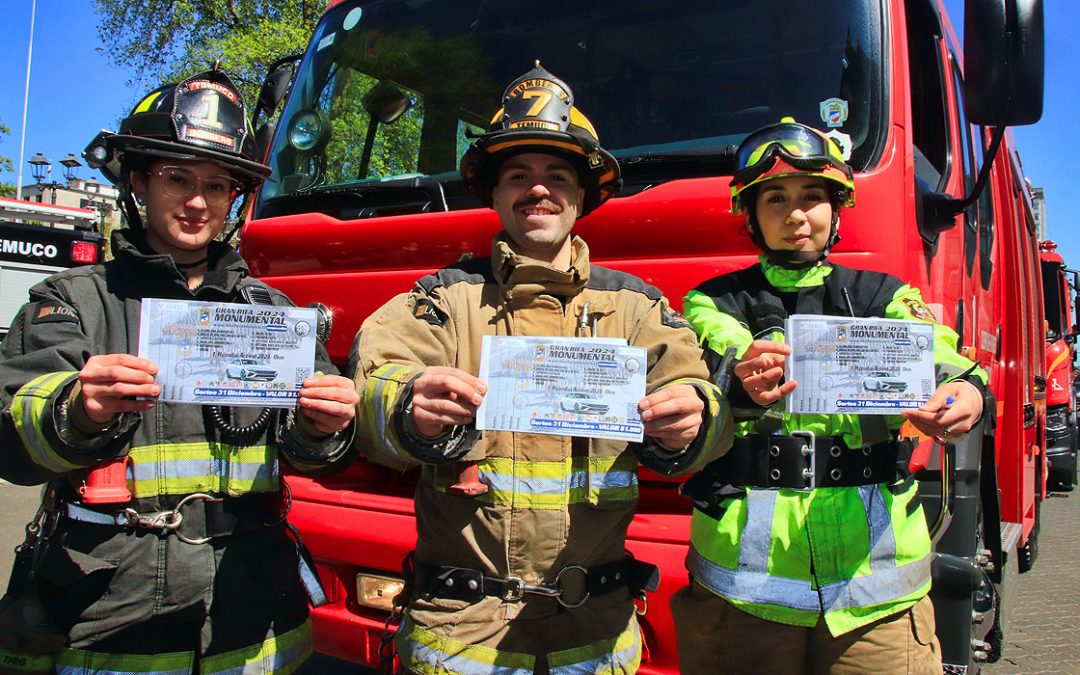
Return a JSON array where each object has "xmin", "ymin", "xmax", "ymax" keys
[{"xmin": 239, "ymin": 0, "xmax": 1045, "ymax": 670}]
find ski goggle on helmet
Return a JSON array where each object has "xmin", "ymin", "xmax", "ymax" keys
[{"xmin": 730, "ymin": 117, "xmax": 855, "ymax": 215}]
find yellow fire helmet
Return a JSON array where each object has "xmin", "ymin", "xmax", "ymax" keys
[
  {"xmin": 460, "ymin": 62, "xmax": 621, "ymax": 217},
  {"xmin": 729, "ymin": 117, "xmax": 855, "ymax": 216}
]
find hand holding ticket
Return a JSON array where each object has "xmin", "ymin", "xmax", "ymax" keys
[
  {"xmin": 138, "ymin": 298, "xmax": 318, "ymax": 408},
  {"xmin": 785, "ymin": 314, "xmax": 936, "ymax": 415},
  {"xmin": 476, "ymin": 335, "xmax": 647, "ymax": 442}
]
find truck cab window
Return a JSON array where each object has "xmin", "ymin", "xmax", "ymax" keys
[
  {"xmin": 976, "ymin": 127, "xmax": 996, "ymax": 289},
  {"xmin": 906, "ymin": 0, "xmax": 950, "ymax": 189},
  {"xmin": 254, "ymin": 0, "xmax": 886, "ymax": 222}
]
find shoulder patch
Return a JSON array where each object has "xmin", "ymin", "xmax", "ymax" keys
[
  {"xmin": 31, "ymin": 301, "xmax": 79, "ymax": 325},
  {"xmin": 412, "ymin": 297, "xmax": 448, "ymax": 327},
  {"xmin": 900, "ymin": 297, "xmax": 936, "ymax": 322},
  {"xmin": 661, "ymin": 305, "xmax": 693, "ymax": 330}
]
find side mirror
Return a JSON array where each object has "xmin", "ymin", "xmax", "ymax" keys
[
  {"xmin": 964, "ymin": 0, "xmax": 1044, "ymax": 125},
  {"xmin": 257, "ymin": 63, "xmax": 297, "ymax": 121},
  {"xmin": 926, "ymin": 0, "xmax": 1045, "ymax": 226},
  {"xmin": 362, "ymin": 81, "xmax": 415, "ymax": 125}
]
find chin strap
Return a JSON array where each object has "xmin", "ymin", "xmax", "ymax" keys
[
  {"xmin": 119, "ymin": 184, "xmax": 144, "ymax": 231},
  {"xmin": 747, "ymin": 211, "xmax": 841, "ymax": 270}
]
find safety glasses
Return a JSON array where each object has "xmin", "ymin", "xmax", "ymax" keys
[{"xmin": 148, "ymin": 166, "xmax": 239, "ymax": 206}]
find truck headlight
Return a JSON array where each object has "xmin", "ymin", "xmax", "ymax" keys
[{"xmin": 356, "ymin": 573, "xmax": 405, "ymax": 612}]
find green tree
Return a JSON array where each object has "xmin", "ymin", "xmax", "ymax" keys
[
  {"xmin": 0, "ymin": 119, "xmax": 15, "ymax": 197},
  {"xmin": 93, "ymin": 0, "xmax": 323, "ymax": 104}
]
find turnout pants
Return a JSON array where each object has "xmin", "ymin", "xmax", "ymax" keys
[{"xmin": 671, "ymin": 581, "xmax": 941, "ymax": 674}]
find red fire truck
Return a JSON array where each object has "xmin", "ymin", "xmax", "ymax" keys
[
  {"xmin": 238, "ymin": 0, "xmax": 1045, "ymax": 671},
  {"xmin": 1040, "ymin": 240, "xmax": 1078, "ymax": 491}
]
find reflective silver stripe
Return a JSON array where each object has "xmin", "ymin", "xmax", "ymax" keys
[
  {"xmin": 201, "ymin": 634, "xmax": 311, "ymax": 675},
  {"xmin": 484, "ymin": 471, "xmax": 567, "ymax": 494},
  {"xmin": 55, "ymin": 668, "xmax": 190, "ymax": 675},
  {"xmin": 693, "ymin": 485, "xmax": 930, "ymax": 616},
  {"xmin": 819, "ymin": 554, "xmax": 932, "ymax": 611},
  {"xmin": 687, "ymin": 545, "xmax": 820, "ymax": 612},
  {"xmin": 15, "ymin": 372, "xmax": 80, "ymax": 473},
  {"xmin": 130, "ymin": 458, "xmax": 276, "ymax": 484},
  {"xmin": 480, "ymin": 469, "xmax": 637, "ymax": 495},
  {"xmin": 56, "ymin": 665, "xmax": 190, "ymax": 669},
  {"xmin": 819, "ymin": 485, "xmax": 928, "ymax": 611},
  {"xmin": 861, "ymin": 484, "xmax": 897, "ymax": 570},
  {"xmin": 589, "ymin": 470, "xmax": 636, "ymax": 491},
  {"xmin": 737, "ymin": 489, "xmax": 777, "ymax": 574}
]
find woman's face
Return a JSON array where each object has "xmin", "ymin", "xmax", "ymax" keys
[
  {"xmin": 130, "ymin": 159, "xmax": 238, "ymax": 260},
  {"xmin": 753, "ymin": 175, "xmax": 834, "ymax": 254}
]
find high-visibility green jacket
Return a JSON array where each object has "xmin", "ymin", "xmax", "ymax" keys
[{"xmin": 682, "ymin": 258, "xmax": 986, "ymax": 636}]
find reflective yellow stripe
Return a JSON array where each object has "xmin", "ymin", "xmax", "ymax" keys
[
  {"xmin": 55, "ymin": 646, "xmax": 192, "ymax": 674},
  {"xmin": 548, "ymin": 620, "xmax": 641, "ymax": 674},
  {"xmin": 201, "ymin": 619, "xmax": 313, "ymax": 675},
  {"xmin": 427, "ymin": 453, "xmax": 639, "ymax": 509},
  {"xmin": 12, "ymin": 371, "xmax": 82, "ymax": 473},
  {"xmin": 132, "ymin": 90, "xmax": 163, "ymax": 114},
  {"xmin": 128, "ymin": 442, "xmax": 278, "ymax": 498},
  {"xmin": 363, "ymin": 363, "xmax": 416, "ymax": 459},
  {"xmin": 666, "ymin": 376, "xmax": 726, "ymax": 462},
  {"xmin": 398, "ymin": 617, "xmax": 534, "ymax": 675}
]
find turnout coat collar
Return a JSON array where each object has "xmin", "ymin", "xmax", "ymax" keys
[
  {"xmin": 491, "ymin": 232, "xmax": 590, "ymax": 301},
  {"xmin": 110, "ymin": 229, "xmax": 251, "ymax": 298}
]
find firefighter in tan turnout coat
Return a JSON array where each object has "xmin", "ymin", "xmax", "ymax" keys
[{"xmin": 353, "ymin": 64, "xmax": 732, "ymax": 674}]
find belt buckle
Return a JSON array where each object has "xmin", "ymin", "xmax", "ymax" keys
[
  {"xmin": 554, "ymin": 564, "xmax": 590, "ymax": 609},
  {"xmin": 502, "ymin": 575, "xmax": 564, "ymax": 603},
  {"xmin": 502, "ymin": 576, "xmax": 526, "ymax": 602},
  {"xmin": 173, "ymin": 493, "xmax": 224, "ymax": 545},
  {"xmin": 790, "ymin": 430, "xmax": 816, "ymax": 491}
]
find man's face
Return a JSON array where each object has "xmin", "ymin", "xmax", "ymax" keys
[{"xmin": 491, "ymin": 153, "xmax": 585, "ymax": 265}]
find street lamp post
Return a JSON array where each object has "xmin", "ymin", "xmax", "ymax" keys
[
  {"xmin": 59, "ymin": 154, "xmax": 83, "ymax": 181},
  {"xmin": 28, "ymin": 153, "xmax": 81, "ymax": 205}
]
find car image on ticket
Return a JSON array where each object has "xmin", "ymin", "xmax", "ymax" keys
[
  {"xmin": 225, "ymin": 358, "xmax": 278, "ymax": 382},
  {"xmin": 559, "ymin": 392, "xmax": 610, "ymax": 416}
]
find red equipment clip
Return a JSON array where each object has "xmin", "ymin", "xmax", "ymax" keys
[{"xmin": 80, "ymin": 457, "xmax": 132, "ymax": 504}]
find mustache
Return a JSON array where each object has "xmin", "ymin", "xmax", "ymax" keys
[{"xmin": 513, "ymin": 197, "xmax": 562, "ymax": 213}]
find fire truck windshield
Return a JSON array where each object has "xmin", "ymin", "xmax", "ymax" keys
[{"xmin": 255, "ymin": 0, "xmax": 885, "ymax": 221}]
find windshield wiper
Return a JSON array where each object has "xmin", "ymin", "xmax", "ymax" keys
[
  {"xmin": 617, "ymin": 146, "xmax": 738, "ymax": 165},
  {"xmin": 278, "ymin": 175, "xmax": 448, "ymax": 210}
]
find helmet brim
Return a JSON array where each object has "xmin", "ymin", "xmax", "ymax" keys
[
  {"xmin": 93, "ymin": 132, "xmax": 271, "ymax": 188},
  {"xmin": 460, "ymin": 129, "xmax": 621, "ymax": 217}
]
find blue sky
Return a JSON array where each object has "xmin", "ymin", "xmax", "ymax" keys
[{"xmin": 1, "ymin": 1, "xmax": 1076, "ymax": 266}]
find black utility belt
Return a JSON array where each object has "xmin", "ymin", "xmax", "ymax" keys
[
  {"xmin": 55, "ymin": 492, "xmax": 286, "ymax": 544},
  {"xmin": 713, "ymin": 432, "xmax": 912, "ymax": 490},
  {"xmin": 415, "ymin": 557, "xmax": 660, "ymax": 608}
]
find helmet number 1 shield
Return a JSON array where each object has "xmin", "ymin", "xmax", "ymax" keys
[{"xmin": 174, "ymin": 78, "xmax": 246, "ymax": 154}]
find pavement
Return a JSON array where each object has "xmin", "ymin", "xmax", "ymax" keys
[
  {"xmin": 1, "ymin": 481, "xmax": 1077, "ymax": 673},
  {"xmin": 984, "ymin": 488, "xmax": 1080, "ymax": 674}
]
